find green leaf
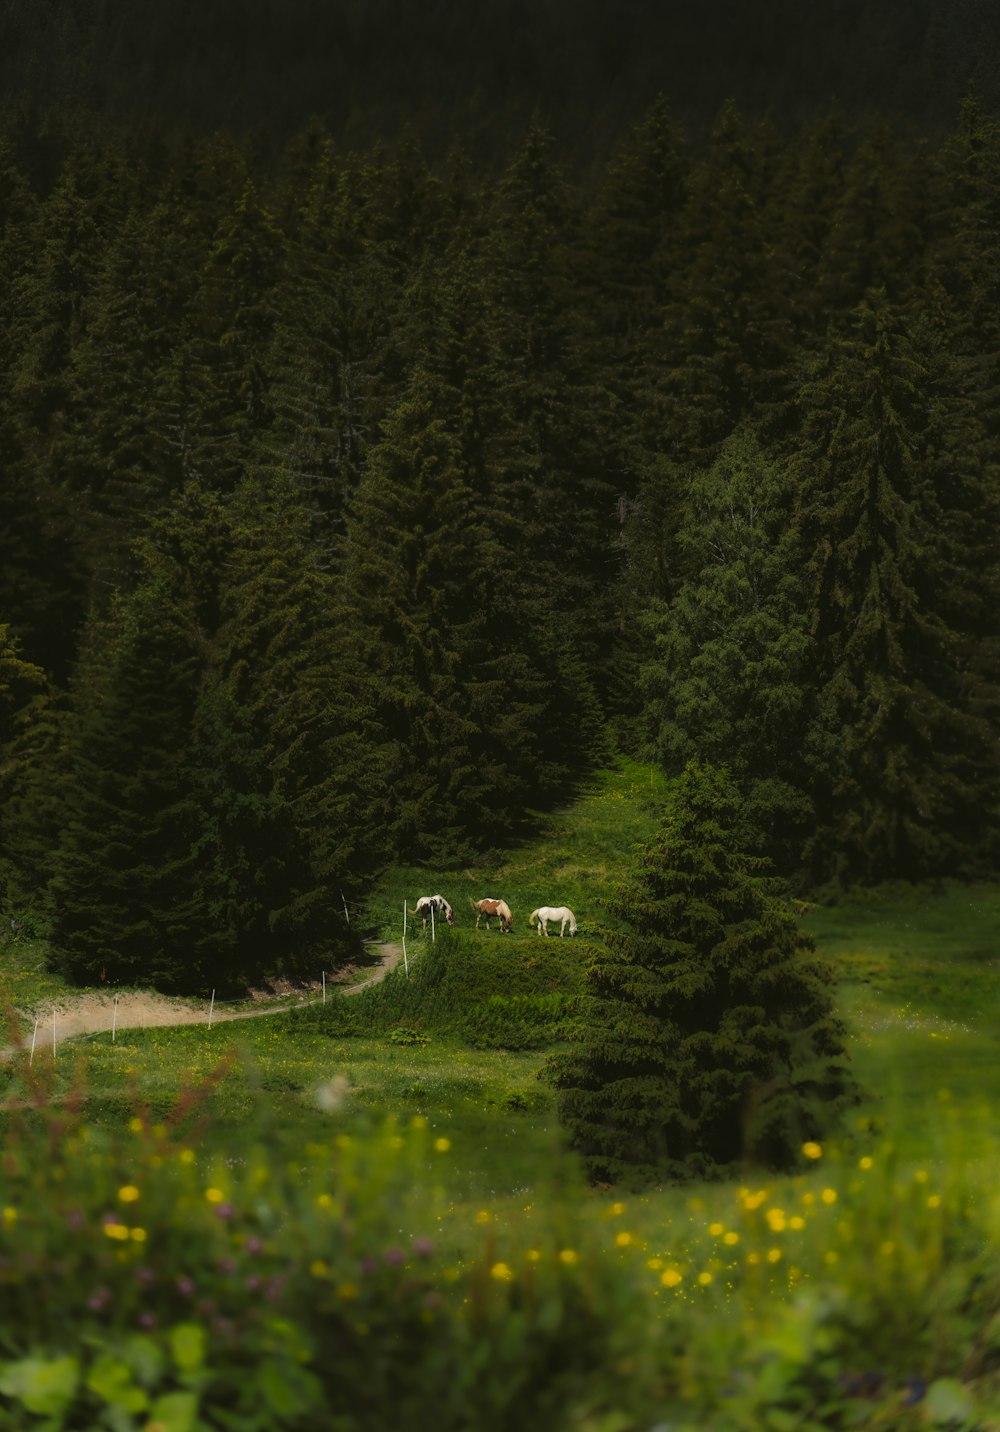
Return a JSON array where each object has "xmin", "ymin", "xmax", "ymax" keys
[
  {"xmin": 169, "ymin": 1323, "xmax": 206, "ymax": 1375},
  {"xmin": 258, "ymin": 1358, "xmax": 324, "ymax": 1417},
  {"xmin": 86, "ymin": 1354, "xmax": 150, "ymax": 1413},
  {"xmin": 0, "ymin": 1354, "xmax": 80, "ymax": 1415},
  {"xmin": 925, "ymin": 1377, "xmax": 973, "ymax": 1427},
  {"xmin": 123, "ymin": 1333, "xmax": 165, "ymax": 1387},
  {"xmin": 145, "ymin": 1390, "xmax": 201, "ymax": 1432}
]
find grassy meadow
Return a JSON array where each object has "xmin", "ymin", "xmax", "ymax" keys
[{"xmin": 4, "ymin": 758, "xmax": 1000, "ymax": 1428}]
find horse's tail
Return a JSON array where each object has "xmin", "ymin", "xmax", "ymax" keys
[
  {"xmin": 468, "ymin": 897, "xmax": 479, "ymax": 911},
  {"xmin": 528, "ymin": 910, "xmax": 539, "ymax": 927}
]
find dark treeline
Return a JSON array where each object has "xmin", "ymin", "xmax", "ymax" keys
[
  {"xmin": 5, "ymin": 0, "xmax": 1000, "ymax": 166},
  {"xmin": 1, "ymin": 91, "xmax": 998, "ymax": 995}
]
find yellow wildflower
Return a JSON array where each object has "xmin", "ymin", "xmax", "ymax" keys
[{"xmin": 118, "ymin": 1185, "xmax": 140, "ymax": 1203}]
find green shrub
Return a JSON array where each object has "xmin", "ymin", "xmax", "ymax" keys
[
  {"xmin": 282, "ymin": 935, "xmax": 588, "ymax": 1053},
  {"xmin": 456, "ymin": 992, "xmax": 585, "ymax": 1049}
]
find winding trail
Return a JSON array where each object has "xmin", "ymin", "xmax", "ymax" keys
[{"xmin": 1, "ymin": 943, "xmax": 405, "ymax": 1058}]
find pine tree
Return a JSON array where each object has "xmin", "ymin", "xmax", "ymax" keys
[
  {"xmin": 336, "ymin": 368, "xmax": 546, "ymax": 862},
  {"xmin": 0, "ymin": 624, "xmax": 59, "ymax": 911},
  {"xmin": 583, "ymin": 95, "xmax": 688, "ymax": 477},
  {"xmin": 794, "ymin": 293, "xmax": 1000, "ymax": 883},
  {"xmin": 654, "ymin": 101, "xmax": 794, "ymax": 464},
  {"xmin": 263, "ymin": 142, "xmax": 400, "ymax": 527},
  {"xmin": 546, "ymin": 762, "xmax": 856, "ymax": 1185},
  {"xmin": 197, "ymin": 474, "xmax": 377, "ymax": 980},
  {"xmin": 640, "ymin": 431, "xmax": 814, "ymax": 871},
  {"xmin": 46, "ymin": 579, "xmax": 206, "ymax": 991},
  {"xmin": 480, "ymin": 126, "xmax": 619, "ymax": 675}
]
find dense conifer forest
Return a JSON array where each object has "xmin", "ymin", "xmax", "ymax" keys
[{"xmin": 1, "ymin": 2, "xmax": 998, "ymax": 994}]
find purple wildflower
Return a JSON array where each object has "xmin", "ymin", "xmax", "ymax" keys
[{"xmin": 384, "ymin": 1247, "xmax": 405, "ymax": 1267}]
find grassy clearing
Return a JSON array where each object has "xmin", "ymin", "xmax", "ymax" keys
[
  {"xmin": 363, "ymin": 755, "xmax": 671, "ymax": 941},
  {"xmin": 0, "ymin": 934, "xmax": 72, "ymax": 1035},
  {"xmin": 805, "ymin": 883, "xmax": 1000, "ymax": 1162}
]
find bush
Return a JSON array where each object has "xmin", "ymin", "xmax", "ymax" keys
[
  {"xmin": 283, "ymin": 934, "xmax": 588, "ymax": 1051},
  {"xmin": 456, "ymin": 993, "xmax": 585, "ymax": 1050}
]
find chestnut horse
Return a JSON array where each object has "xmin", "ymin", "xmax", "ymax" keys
[{"xmin": 470, "ymin": 897, "xmax": 514, "ymax": 932}]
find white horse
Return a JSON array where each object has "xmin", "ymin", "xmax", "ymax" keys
[
  {"xmin": 410, "ymin": 895, "xmax": 454, "ymax": 929},
  {"xmin": 529, "ymin": 906, "xmax": 577, "ymax": 937}
]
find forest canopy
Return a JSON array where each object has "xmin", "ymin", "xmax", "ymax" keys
[{"xmin": 0, "ymin": 8, "xmax": 998, "ymax": 993}]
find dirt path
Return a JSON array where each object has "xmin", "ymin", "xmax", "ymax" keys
[{"xmin": 1, "ymin": 943, "xmax": 404, "ymax": 1056}]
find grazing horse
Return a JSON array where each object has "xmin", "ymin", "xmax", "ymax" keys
[
  {"xmin": 410, "ymin": 895, "xmax": 454, "ymax": 929},
  {"xmin": 529, "ymin": 906, "xmax": 577, "ymax": 937},
  {"xmin": 470, "ymin": 897, "xmax": 514, "ymax": 933}
]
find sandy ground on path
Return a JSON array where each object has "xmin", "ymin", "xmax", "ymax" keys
[{"xmin": 3, "ymin": 943, "xmax": 404, "ymax": 1054}]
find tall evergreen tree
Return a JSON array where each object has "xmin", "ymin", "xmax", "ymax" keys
[
  {"xmin": 654, "ymin": 101, "xmax": 794, "ymax": 464},
  {"xmin": 46, "ymin": 578, "xmax": 205, "ymax": 991},
  {"xmin": 794, "ymin": 293, "xmax": 1000, "ymax": 883},
  {"xmin": 336, "ymin": 369, "xmax": 551, "ymax": 862},
  {"xmin": 546, "ymin": 762, "xmax": 855, "ymax": 1185},
  {"xmin": 640, "ymin": 431, "xmax": 814, "ymax": 871},
  {"xmin": 195, "ymin": 474, "xmax": 376, "ymax": 981}
]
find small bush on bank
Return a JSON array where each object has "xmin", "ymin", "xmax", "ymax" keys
[{"xmin": 284, "ymin": 934, "xmax": 588, "ymax": 1051}]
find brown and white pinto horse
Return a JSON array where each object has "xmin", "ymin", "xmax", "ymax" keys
[
  {"xmin": 410, "ymin": 895, "xmax": 454, "ymax": 929},
  {"xmin": 470, "ymin": 897, "xmax": 514, "ymax": 932}
]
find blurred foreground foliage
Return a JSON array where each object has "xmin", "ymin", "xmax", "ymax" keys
[{"xmin": 4, "ymin": 1051, "xmax": 1000, "ymax": 1429}]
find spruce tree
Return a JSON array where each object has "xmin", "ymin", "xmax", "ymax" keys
[
  {"xmin": 336, "ymin": 368, "xmax": 534, "ymax": 862},
  {"xmin": 197, "ymin": 474, "xmax": 376, "ymax": 982},
  {"xmin": 46, "ymin": 579, "xmax": 205, "ymax": 991},
  {"xmin": 546, "ymin": 762, "xmax": 856, "ymax": 1185},
  {"xmin": 654, "ymin": 101, "xmax": 794, "ymax": 464},
  {"xmin": 794, "ymin": 293, "xmax": 1000, "ymax": 883},
  {"xmin": 641, "ymin": 431, "xmax": 814, "ymax": 871}
]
